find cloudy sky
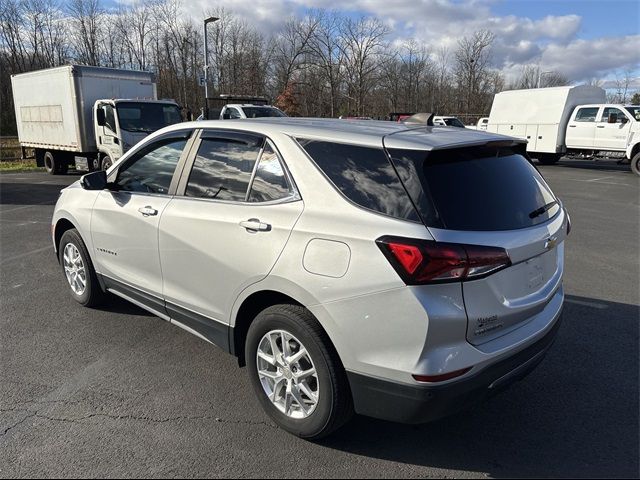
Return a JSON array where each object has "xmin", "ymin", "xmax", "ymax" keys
[{"xmin": 114, "ymin": 0, "xmax": 640, "ymax": 86}]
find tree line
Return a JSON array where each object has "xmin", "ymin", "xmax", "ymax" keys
[{"xmin": 1, "ymin": 0, "xmax": 572, "ymax": 134}]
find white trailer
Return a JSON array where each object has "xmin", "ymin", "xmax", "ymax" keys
[
  {"xmin": 11, "ymin": 65, "xmax": 181, "ymax": 174},
  {"xmin": 487, "ymin": 86, "xmax": 606, "ymax": 162}
]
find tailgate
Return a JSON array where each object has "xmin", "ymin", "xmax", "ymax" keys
[{"xmin": 429, "ymin": 209, "xmax": 567, "ymax": 345}]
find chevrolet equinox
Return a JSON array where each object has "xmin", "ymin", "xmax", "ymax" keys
[{"xmin": 52, "ymin": 118, "xmax": 568, "ymax": 439}]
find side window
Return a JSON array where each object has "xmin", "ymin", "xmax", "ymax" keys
[
  {"xmin": 600, "ymin": 107, "xmax": 626, "ymax": 123},
  {"xmin": 297, "ymin": 139, "xmax": 420, "ymax": 222},
  {"xmin": 248, "ymin": 142, "xmax": 293, "ymax": 203},
  {"xmin": 575, "ymin": 107, "xmax": 599, "ymax": 122},
  {"xmin": 103, "ymin": 104, "xmax": 116, "ymax": 132},
  {"xmin": 185, "ymin": 132, "xmax": 263, "ymax": 201},
  {"xmin": 115, "ymin": 135, "xmax": 188, "ymax": 194},
  {"xmin": 229, "ymin": 108, "xmax": 242, "ymax": 119}
]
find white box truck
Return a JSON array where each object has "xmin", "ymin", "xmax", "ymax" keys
[
  {"xmin": 11, "ymin": 65, "xmax": 182, "ymax": 174},
  {"xmin": 486, "ymin": 86, "xmax": 640, "ymax": 175}
]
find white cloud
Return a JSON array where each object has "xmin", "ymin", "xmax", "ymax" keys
[{"xmin": 179, "ymin": 0, "xmax": 639, "ymax": 84}]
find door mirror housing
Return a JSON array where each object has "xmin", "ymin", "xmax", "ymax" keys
[
  {"xmin": 222, "ymin": 112, "xmax": 231, "ymax": 120},
  {"xmin": 620, "ymin": 116, "xmax": 629, "ymax": 124},
  {"xmin": 81, "ymin": 170, "xmax": 107, "ymax": 190},
  {"xmin": 96, "ymin": 108, "xmax": 106, "ymax": 127}
]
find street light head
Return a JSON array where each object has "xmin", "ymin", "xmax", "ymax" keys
[{"xmin": 204, "ymin": 16, "xmax": 219, "ymax": 24}]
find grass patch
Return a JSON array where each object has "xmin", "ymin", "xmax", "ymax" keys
[{"xmin": 0, "ymin": 160, "xmax": 44, "ymax": 173}]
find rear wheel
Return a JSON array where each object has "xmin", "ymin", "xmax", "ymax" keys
[
  {"xmin": 537, "ymin": 153, "xmax": 560, "ymax": 165},
  {"xmin": 631, "ymin": 152, "xmax": 640, "ymax": 176},
  {"xmin": 44, "ymin": 151, "xmax": 68, "ymax": 175},
  {"xmin": 59, "ymin": 229, "xmax": 105, "ymax": 307},
  {"xmin": 246, "ymin": 304, "xmax": 353, "ymax": 439}
]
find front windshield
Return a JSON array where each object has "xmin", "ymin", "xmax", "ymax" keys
[
  {"xmin": 242, "ymin": 107, "xmax": 286, "ymax": 118},
  {"xmin": 444, "ymin": 118, "xmax": 466, "ymax": 128},
  {"xmin": 624, "ymin": 106, "xmax": 640, "ymax": 121},
  {"xmin": 116, "ymin": 102, "xmax": 182, "ymax": 133}
]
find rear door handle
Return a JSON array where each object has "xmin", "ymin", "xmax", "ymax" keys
[
  {"xmin": 596, "ymin": 125, "xmax": 605, "ymax": 128},
  {"xmin": 138, "ymin": 206, "xmax": 158, "ymax": 217},
  {"xmin": 569, "ymin": 125, "xmax": 576, "ymax": 127},
  {"xmin": 239, "ymin": 218, "xmax": 271, "ymax": 232}
]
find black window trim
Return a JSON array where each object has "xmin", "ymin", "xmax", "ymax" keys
[
  {"xmin": 106, "ymin": 128, "xmax": 198, "ymax": 197},
  {"xmin": 245, "ymin": 138, "xmax": 299, "ymax": 204},
  {"xmin": 174, "ymin": 128, "xmax": 301, "ymax": 206},
  {"xmin": 294, "ymin": 137, "xmax": 422, "ymax": 224}
]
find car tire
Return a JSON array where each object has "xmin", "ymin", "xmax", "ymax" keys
[
  {"xmin": 44, "ymin": 151, "xmax": 56, "ymax": 175},
  {"xmin": 631, "ymin": 152, "xmax": 640, "ymax": 176},
  {"xmin": 59, "ymin": 228, "xmax": 105, "ymax": 307},
  {"xmin": 537, "ymin": 153, "xmax": 560, "ymax": 165},
  {"xmin": 246, "ymin": 304, "xmax": 353, "ymax": 439},
  {"xmin": 44, "ymin": 151, "xmax": 69, "ymax": 175},
  {"xmin": 101, "ymin": 154, "xmax": 113, "ymax": 171}
]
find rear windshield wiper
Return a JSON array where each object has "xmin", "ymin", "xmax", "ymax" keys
[{"xmin": 529, "ymin": 201, "xmax": 558, "ymax": 219}]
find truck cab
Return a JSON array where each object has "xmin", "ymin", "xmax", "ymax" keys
[
  {"xmin": 566, "ymin": 104, "xmax": 640, "ymax": 153},
  {"xmin": 94, "ymin": 99, "xmax": 182, "ymax": 170}
]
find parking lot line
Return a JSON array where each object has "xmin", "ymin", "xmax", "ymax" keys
[{"xmin": 1, "ymin": 245, "xmax": 52, "ymax": 265}]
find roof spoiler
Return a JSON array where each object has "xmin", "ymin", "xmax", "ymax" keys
[{"xmin": 402, "ymin": 113, "xmax": 434, "ymax": 126}]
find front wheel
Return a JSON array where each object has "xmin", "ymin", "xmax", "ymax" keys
[
  {"xmin": 59, "ymin": 228, "xmax": 105, "ymax": 307},
  {"xmin": 246, "ymin": 305, "xmax": 353, "ymax": 439},
  {"xmin": 631, "ymin": 152, "xmax": 640, "ymax": 176},
  {"xmin": 101, "ymin": 154, "xmax": 113, "ymax": 171}
]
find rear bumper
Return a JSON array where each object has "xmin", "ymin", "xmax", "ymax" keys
[{"xmin": 347, "ymin": 310, "xmax": 562, "ymax": 424}]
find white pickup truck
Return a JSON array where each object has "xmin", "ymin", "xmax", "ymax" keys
[
  {"xmin": 487, "ymin": 86, "xmax": 640, "ymax": 175},
  {"xmin": 205, "ymin": 95, "xmax": 286, "ymax": 120}
]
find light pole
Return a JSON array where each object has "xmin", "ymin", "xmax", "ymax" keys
[
  {"xmin": 203, "ymin": 16, "xmax": 219, "ymax": 119},
  {"xmin": 537, "ymin": 70, "xmax": 553, "ymax": 88}
]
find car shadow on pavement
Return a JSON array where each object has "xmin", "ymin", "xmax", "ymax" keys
[
  {"xmin": 94, "ymin": 293, "xmax": 155, "ymax": 317},
  {"xmin": 320, "ymin": 294, "xmax": 639, "ymax": 478}
]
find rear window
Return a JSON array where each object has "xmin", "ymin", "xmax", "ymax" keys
[
  {"xmin": 387, "ymin": 146, "xmax": 560, "ymax": 231},
  {"xmin": 297, "ymin": 139, "xmax": 420, "ymax": 222}
]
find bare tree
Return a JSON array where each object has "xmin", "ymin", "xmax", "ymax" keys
[
  {"xmin": 341, "ymin": 17, "xmax": 390, "ymax": 115},
  {"xmin": 67, "ymin": 0, "xmax": 102, "ymax": 65},
  {"xmin": 309, "ymin": 10, "xmax": 344, "ymax": 117},
  {"xmin": 272, "ymin": 15, "xmax": 319, "ymax": 96},
  {"xmin": 454, "ymin": 30, "xmax": 495, "ymax": 112}
]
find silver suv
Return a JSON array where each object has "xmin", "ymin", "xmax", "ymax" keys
[{"xmin": 52, "ymin": 118, "xmax": 568, "ymax": 439}]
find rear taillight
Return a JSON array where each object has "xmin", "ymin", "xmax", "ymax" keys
[{"xmin": 377, "ymin": 236, "xmax": 511, "ymax": 285}]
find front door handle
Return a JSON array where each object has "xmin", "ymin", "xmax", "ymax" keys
[
  {"xmin": 239, "ymin": 218, "xmax": 271, "ymax": 232},
  {"xmin": 138, "ymin": 206, "xmax": 158, "ymax": 217}
]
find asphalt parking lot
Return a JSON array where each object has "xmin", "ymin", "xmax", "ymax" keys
[{"xmin": 0, "ymin": 158, "xmax": 638, "ymax": 478}]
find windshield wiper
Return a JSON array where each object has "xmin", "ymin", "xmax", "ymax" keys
[{"xmin": 529, "ymin": 201, "xmax": 558, "ymax": 219}]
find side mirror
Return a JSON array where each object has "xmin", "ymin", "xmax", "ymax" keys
[
  {"xmin": 222, "ymin": 112, "xmax": 231, "ymax": 120},
  {"xmin": 608, "ymin": 113, "xmax": 618, "ymax": 124},
  {"xmin": 81, "ymin": 170, "xmax": 107, "ymax": 190},
  {"xmin": 96, "ymin": 109, "xmax": 106, "ymax": 126},
  {"xmin": 621, "ymin": 116, "xmax": 629, "ymax": 124}
]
